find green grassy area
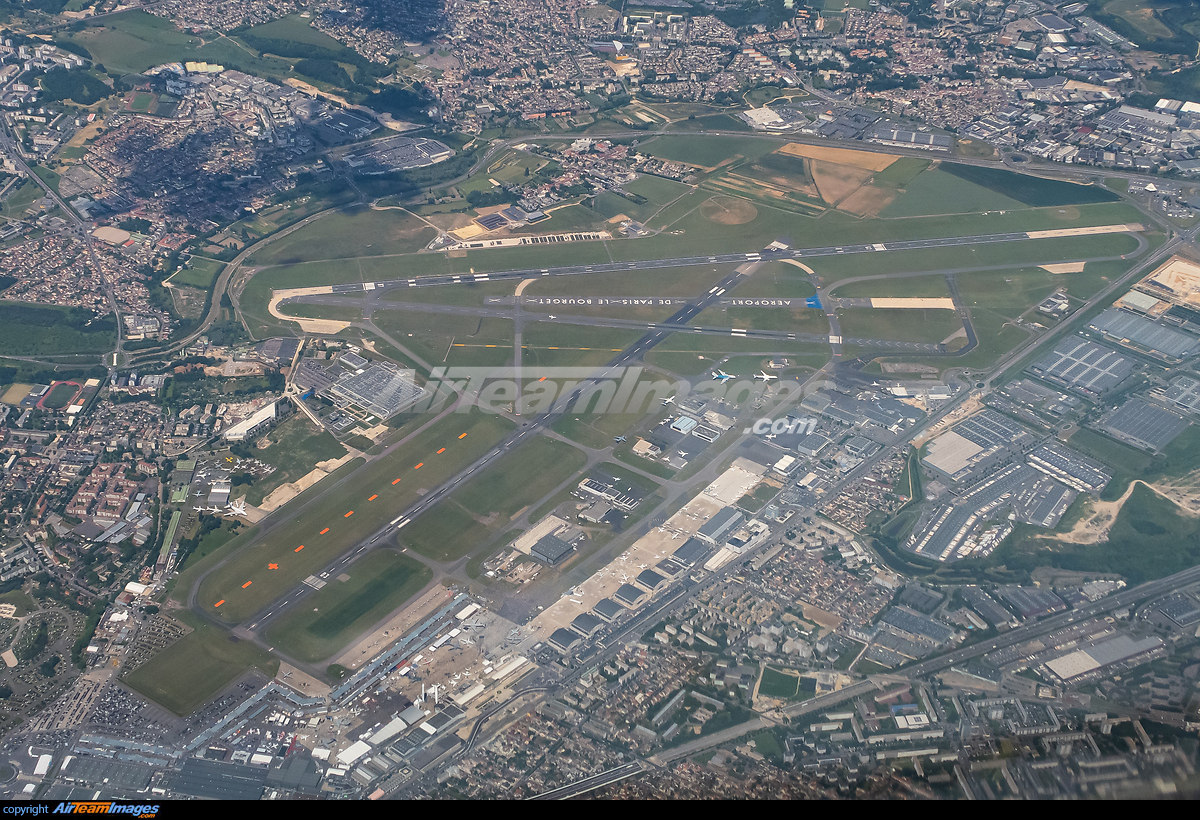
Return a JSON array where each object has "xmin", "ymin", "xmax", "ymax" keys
[
  {"xmin": 758, "ymin": 665, "xmax": 800, "ymax": 698},
  {"xmin": 198, "ymin": 411, "xmax": 515, "ymax": 622},
  {"xmin": 940, "ymin": 165, "xmax": 1120, "ymax": 207},
  {"xmin": 372, "ymin": 309, "xmax": 513, "ymax": 367},
  {"xmin": 168, "ymin": 257, "xmax": 223, "ymax": 290},
  {"xmin": 522, "ymin": 322, "xmax": 643, "ymax": 369},
  {"xmin": 995, "ymin": 483, "xmax": 1200, "ymax": 584},
  {"xmin": 67, "ymin": 11, "xmax": 297, "ymax": 78},
  {"xmin": 399, "ymin": 436, "xmax": 588, "ymax": 562},
  {"xmin": 879, "ymin": 167, "xmax": 1027, "ymax": 218},
  {"xmin": 639, "ymin": 134, "xmax": 777, "ymax": 168},
  {"xmin": 281, "ymin": 303, "xmax": 364, "ymax": 323},
  {"xmin": 239, "ymin": 13, "xmax": 348, "ymax": 50},
  {"xmin": 832, "ymin": 275, "xmax": 951, "ymax": 299},
  {"xmin": 240, "ymin": 414, "xmax": 349, "ymax": 507},
  {"xmin": 523, "ymin": 263, "xmax": 731, "ymax": 298},
  {"xmin": 1, "ymin": 180, "xmax": 44, "ymax": 218},
  {"xmin": 836, "ymin": 308, "xmax": 962, "ymax": 344},
  {"xmin": 250, "ymin": 208, "xmax": 437, "ymax": 266},
  {"xmin": 265, "ymin": 549, "xmax": 432, "ymax": 662},
  {"xmin": 41, "ymin": 382, "xmax": 79, "ymax": 409},
  {"xmin": 0, "ymin": 589, "xmax": 36, "ymax": 616},
  {"xmin": 122, "ymin": 611, "xmax": 277, "ymax": 716},
  {"xmin": 870, "ymin": 157, "xmax": 929, "ymax": 188},
  {"xmin": 725, "ymin": 262, "xmax": 817, "ymax": 299},
  {"xmin": 693, "ymin": 304, "xmax": 829, "ymax": 335},
  {"xmin": 0, "ymin": 302, "xmax": 115, "ymax": 356}
]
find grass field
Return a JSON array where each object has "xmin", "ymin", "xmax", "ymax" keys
[
  {"xmin": 264, "ymin": 549, "xmax": 432, "ymax": 662},
  {"xmin": 0, "ymin": 302, "xmax": 115, "ymax": 356},
  {"xmin": 241, "ymin": 414, "xmax": 348, "ymax": 507},
  {"xmin": 198, "ymin": 411, "xmax": 515, "ymax": 622},
  {"xmin": 832, "ymin": 275, "xmax": 951, "ymax": 299},
  {"xmin": 67, "ymin": 11, "xmax": 297, "ymax": 78},
  {"xmin": 521, "ymin": 322, "xmax": 643, "ymax": 369},
  {"xmin": 41, "ymin": 382, "xmax": 79, "ymax": 409},
  {"xmin": 399, "ymin": 436, "xmax": 588, "ymax": 562},
  {"xmin": 251, "ymin": 208, "xmax": 437, "ymax": 266},
  {"xmin": 239, "ymin": 13, "xmax": 348, "ymax": 50},
  {"xmin": 372, "ymin": 310, "xmax": 513, "ymax": 367},
  {"xmin": 941, "ymin": 164, "xmax": 1120, "ymax": 207},
  {"xmin": 639, "ymin": 135, "xmax": 776, "ymax": 168},
  {"xmin": 122, "ymin": 611, "xmax": 277, "ymax": 715},
  {"xmin": 758, "ymin": 665, "xmax": 800, "ymax": 698},
  {"xmin": 168, "ymin": 257, "xmax": 223, "ymax": 290},
  {"xmin": 693, "ymin": 304, "xmax": 829, "ymax": 335},
  {"xmin": 836, "ymin": 307, "xmax": 962, "ymax": 344},
  {"xmin": 879, "ymin": 167, "xmax": 1027, "ymax": 218}
]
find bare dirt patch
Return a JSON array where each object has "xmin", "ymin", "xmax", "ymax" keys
[
  {"xmin": 777, "ymin": 142, "xmax": 897, "ymax": 172},
  {"xmin": 837, "ymin": 184, "xmax": 896, "ymax": 217},
  {"xmin": 701, "ymin": 195, "xmax": 758, "ymax": 225},
  {"xmin": 808, "ymin": 160, "xmax": 876, "ymax": 207}
]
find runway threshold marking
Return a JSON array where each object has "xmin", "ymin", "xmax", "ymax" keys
[
  {"xmin": 368, "ymin": 494, "xmax": 378, "ymax": 501},
  {"xmin": 344, "ymin": 511, "xmax": 354, "ymax": 517},
  {"xmin": 414, "ymin": 463, "xmax": 423, "ymax": 469},
  {"xmin": 241, "ymin": 581, "xmax": 252, "ymax": 589},
  {"xmin": 268, "ymin": 563, "xmax": 278, "ymax": 569},
  {"xmin": 459, "ymin": 433, "xmax": 467, "ymax": 439},
  {"xmin": 437, "ymin": 448, "xmax": 445, "ymax": 454},
  {"xmin": 214, "ymin": 600, "xmax": 224, "ymax": 607},
  {"xmin": 294, "ymin": 545, "xmax": 305, "ymax": 552},
  {"xmin": 392, "ymin": 478, "xmax": 402, "ymax": 485},
  {"xmin": 320, "ymin": 528, "xmax": 330, "ymax": 534}
]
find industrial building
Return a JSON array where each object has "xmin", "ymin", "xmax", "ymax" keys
[
  {"xmin": 1027, "ymin": 338, "xmax": 1134, "ymax": 397},
  {"xmin": 321, "ymin": 361, "xmax": 426, "ymax": 421},
  {"xmin": 696, "ymin": 506, "xmax": 744, "ymax": 545},
  {"xmin": 1095, "ymin": 398, "xmax": 1190, "ymax": 452},
  {"xmin": 921, "ymin": 409, "xmax": 1030, "ymax": 483},
  {"xmin": 1087, "ymin": 308, "xmax": 1199, "ymax": 361}
]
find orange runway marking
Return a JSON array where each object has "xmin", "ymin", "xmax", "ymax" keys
[
  {"xmin": 241, "ymin": 581, "xmax": 252, "ymax": 589},
  {"xmin": 459, "ymin": 433, "xmax": 467, "ymax": 439},
  {"xmin": 437, "ymin": 448, "xmax": 445, "ymax": 454},
  {"xmin": 391, "ymin": 478, "xmax": 401, "ymax": 485},
  {"xmin": 344, "ymin": 511, "xmax": 354, "ymax": 518},
  {"xmin": 414, "ymin": 463, "xmax": 423, "ymax": 469},
  {"xmin": 368, "ymin": 494, "xmax": 378, "ymax": 501},
  {"xmin": 214, "ymin": 600, "xmax": 224, "ymax": 607},
  {"xmin": 268, "ymin": 563, "xmax": 278, "ymax": 570},
  {"xmin": 538, "ymin": 376, "xmax": 546, "ymax": 382},
  {"xmin": 320, "ymin": 528, "xmax": 329, "ymax": 534},
  {"xmin": 294, "ymin": 545, "xmax": 305, "ymax": 552}
]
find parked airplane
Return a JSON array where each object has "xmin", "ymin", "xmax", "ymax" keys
[
  {"xmin": 765, "ymin": 433, "xmax": 777, "ymax": 441},
  {"xmin": 755, "ymin": 371, "xmax": 778, "ymax": 382},
  {"xmin": 661, "ymin": 396, "xmax": 676, "ymax": 406},
  {"xmin": 712, "ymin": 370, "xmax": 734, "ymax": 383},
  {"xmin": 614, "ymin": 435, "xmax": 627, "ymax": 443}
]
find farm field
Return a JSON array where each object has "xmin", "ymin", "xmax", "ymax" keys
[
  {"xmin": 264, "ymin": 549, "xmax": 432, "ymax": 662},
  {"xmin": 197, "ymin": 411, "xmax": 515, "ymax": 622},
  {"xmin": 122, "ymin": 612, "xmax": 277, "ymax": 716},
  {"xmin": 398, "ymin": 436, "xmax": 588, "ymax": 562}
]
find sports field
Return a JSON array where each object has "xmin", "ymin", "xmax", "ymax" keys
[
  {"xmin": 198, "ymin": 411, "xmax": 515, "ymax": 622},
  {"xmin": 122, "ymin": 612, "xmax": 277, "ymax": 716},
  {"xmin": 264, "ymin": 549, "xmax": 432, "ymax": 662},
  {"xmin": 399, "ymin": 436, "xmax": 588, "ymax": 562}
]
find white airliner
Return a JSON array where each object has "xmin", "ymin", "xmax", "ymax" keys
[
  {"xmin": 755, "ymin": 371, "xmax": 778, "ymax": 382},
  {"xmin": 712, "ymin": 370, "xmax": 734, "ymax": 383},
  {"xmin": 661, "ymin": 396, "xmax": 676, "ymax": 406}
]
